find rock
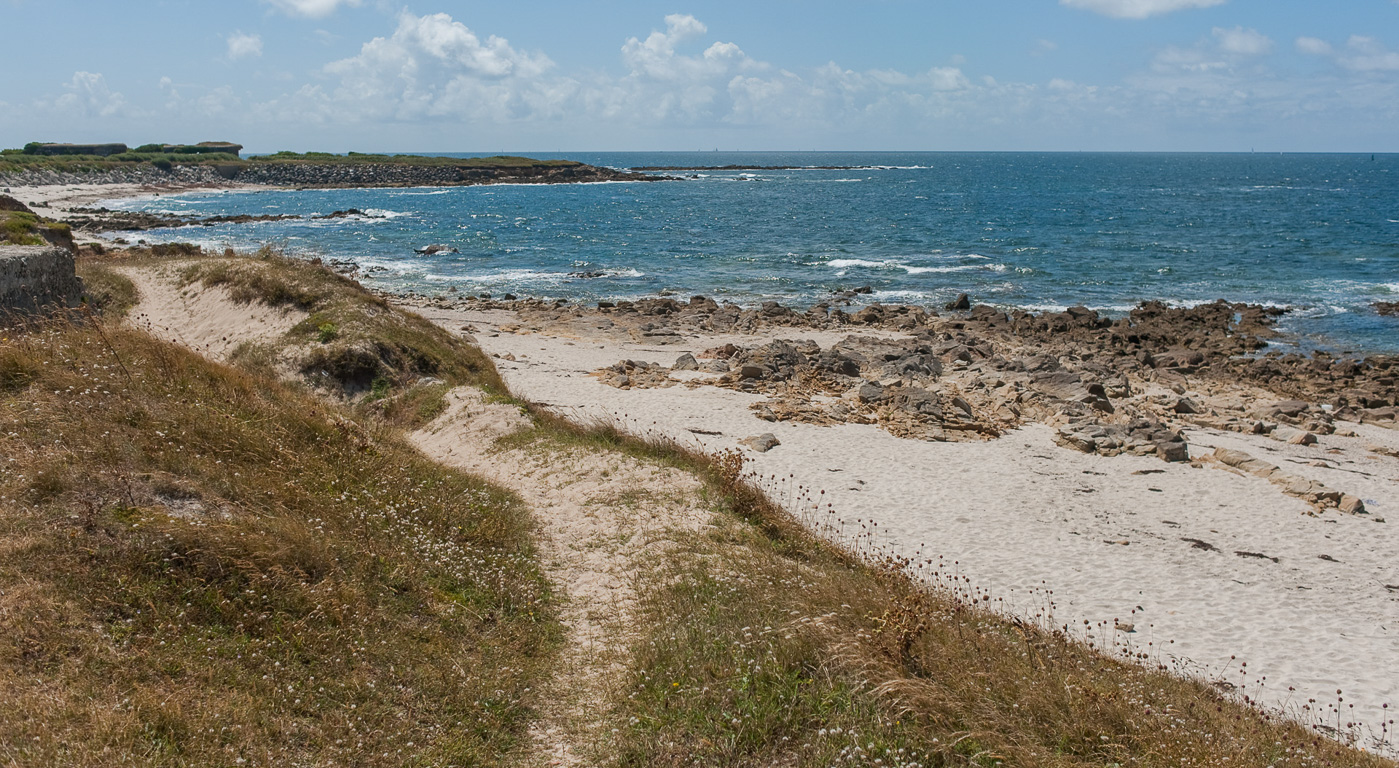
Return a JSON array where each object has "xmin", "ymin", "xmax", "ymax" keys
[
  {"xmin": 674, "ymin": 353, "xmax": 699, "ymax": 371},
  {"xmin": 1339, "ymin": 495, "xmax": 1366, "ymax": 515},
  {"xmin": 1172, "ymin": 397, "xmax": 1201, "ymax": 415},
  {"xmin": 1267, "ymin": 400, "xmax": 1310, "ymax": 419},
  {"xmin": 741, "ymin": 433, "xmax": 781, "ymax": 452},
  {"xmin": 945, "ymin": 293, "xmax": 971, "ymax": 311},
  {"xmin": 857, "ymin": 381, "xmax": 887, "ymax": 403},
  {"xmin": 1270, "ymin": 425, "xmax": 1318, "ymax": 446},
  {"xmin": 1157, "ymin": 442, "xmax": 1189, "ymax": 462},
  {"xmin": 1374, "ymin": 301, "xmax": 1398, "ymax": 317},
  {"xmin": 414, "ymin": 244, "xmax": 459, "ymax": 255},
  {"xmin": 1057, "ymin": 429, "xmax": 1098, "ymax": 454},
  {"xmin": 738, "ymin": 364, "xmax": 765, "ymax": 380}
]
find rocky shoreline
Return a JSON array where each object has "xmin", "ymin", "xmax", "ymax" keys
[
  {"xmin": 390, "ymin": 287, "xmax": 1396, "ymax": 515},
  {"xmin": 0, "ymin": 159, "xmax": 664, "ymax": 192}
]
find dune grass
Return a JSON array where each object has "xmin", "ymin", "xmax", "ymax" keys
[
  {"xmin": 1, "ymin": 210, "xmax": 71, "ymax": 247},
  {"xmin": 0, "ymin": 314, "xmax": 558, "ymax": 767}
]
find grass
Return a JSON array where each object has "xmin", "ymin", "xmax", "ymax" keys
[
  {"xmin": 0, "ymin": 313, "xmax": 558, "ymax": 767},
  {"xmin": 0, "ymin": 151, "xmax": 243, "ymax": 176},
  {"xmin": 513, "ymin": 412, "xmax": 1396, "ymax": 768},
  {"xmin": 1, "ymin": 210, "xmax": 71, "ymax": 247},
  {"xmin": 0, "ymin": 150, "xmax": 578, "ymax": 177}
]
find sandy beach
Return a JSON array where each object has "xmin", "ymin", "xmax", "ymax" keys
[{"xmin": 401, "ymin": 298, "xmax": 1399, "ymax": 746}]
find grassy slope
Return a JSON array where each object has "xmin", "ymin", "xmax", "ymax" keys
[{"xmin": 0, "ymin": 296, "xmax": 557, "ymax": 765}]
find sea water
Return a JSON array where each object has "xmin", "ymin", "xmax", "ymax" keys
[{"xmin": 113, "ymin": 152, "xmax": 1399, "ymax": 353}]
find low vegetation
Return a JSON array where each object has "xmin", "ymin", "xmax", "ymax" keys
[
  {"xmin": 0, "ymin": 210, "xmax": 72, "ymax": 247},
  {"xmin": 0, "ymin": 147, "xmax": 578, "ymax": 177},
  {"xmin": 0, "ymin": 149, "xmax": 243, "ymax": 175}
]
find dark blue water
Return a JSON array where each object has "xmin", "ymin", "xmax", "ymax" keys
[{"xmin": 115, "ymin": 152, "xmax": 1399, "ymax": 353}]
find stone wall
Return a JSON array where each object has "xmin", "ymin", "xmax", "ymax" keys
[{"xmin": 0, "ymin": 246, "xmax": 84, "ymax": 316}]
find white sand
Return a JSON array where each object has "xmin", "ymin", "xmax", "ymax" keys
[
  {"xmin": 4, "ymin": 181, "xmax": 261, "ymax": 219},
  {"xmin": 121, "ymin": 264, "xmax": 307, "ymax": 362},
  {"xmin": 416, "ymin": 304, "xmax": 1399, "ymax": 749}
]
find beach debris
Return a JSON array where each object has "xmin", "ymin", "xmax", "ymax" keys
[
  {"xmin": 740, "ymin": 433, "xmax": 781, "ymax": 452},
  {"xmin": 414, "ymin": 244, "xmax": 459, "ymax": 255}
]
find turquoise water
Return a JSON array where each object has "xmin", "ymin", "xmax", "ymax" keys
[{"xmin": 115, "ymin": 152, "xmax": 1399, "ymax": 353}]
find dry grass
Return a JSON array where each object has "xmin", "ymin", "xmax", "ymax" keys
[
  {"xmin": 0, "ymin": 313, "xmax": 558, "ymax": 767},
  {"xmin": 522, "ymin": 414, "xmax": 1395, "ymax": 768}
]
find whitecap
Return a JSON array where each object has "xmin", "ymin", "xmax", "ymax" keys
[
  {"xmin": 902, "ymin": 264, "xmax": 1009, "ymax": 274},
  {"xmin": 824, "ymin": 258, "xmax": 902, "ymax": 270}
]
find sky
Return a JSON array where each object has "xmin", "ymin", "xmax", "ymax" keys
[{"xmin": 2, "ymin": 0, "xmax": 1398, "ymax": 153}]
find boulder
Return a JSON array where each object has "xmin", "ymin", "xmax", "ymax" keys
[
  {"xmin": 414, "ymin": 244, "xmax": 459, "ymax": 255},
  {"xmin": 673, "ymin": 353, "xmax": 699, "ymax": 371},
  {"xmin": 740, "ymin": 433, "xmax": 781, "ymax": 452},
  {"xmin": 945, "ymin": 293, "xmax": 971, "ymax": 311},
  {"xmin": 1339, "ymin": 495, "xmax": 1367, "ymax": 515}
]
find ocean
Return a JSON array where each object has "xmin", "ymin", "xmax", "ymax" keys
[{"xmin": 111, "ymin": 152, "xmax": 1399, "ymax": 353}]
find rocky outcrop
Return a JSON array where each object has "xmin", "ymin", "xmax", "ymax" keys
[
  {"xmin": 1212, "ymin": 447, "xmax": 1366, "ymax": 515},
  {"xmin": 0, "ymin": 246, "xmax": 84, "ymax": 316},
  {"xmin": 1, "ymin": 161, "xmax": 666, "ymax": 190},
  {"xmin": 226, "ymin": 162, "xmax": 662, "ymax": 188}
]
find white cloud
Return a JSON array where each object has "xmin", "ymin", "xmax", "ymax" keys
[
  {"xmin": 265, "ymin": 0, "xmax": 358, "ymax": 18},
  {"xmin": 1295, "ymin": 37, "xmax": 1333, "ymax": 56},
  {"xmin": 239, "ymin": 11, "xmax": 1399, "ymax": 151},
  {"xmin": 1212, "ymin": 26, "xmax": 1271, "ymax": 56},
  {"xmin": 1061, "ymin": 0, "xmax": 1226, "ymax": 19},
  {"xmin": 1291, "ymin": 35, "xmax": 1399, "ymax": 72},
  {"xmin": 319, "ymin": 12, "xmax": 554, "ymax": 122},
  {"xmin": 53, "ymin": 71, "xmax": 126, "ymax": 117},
  {"xmin": 1338, "ymin": 36, "xmax": 1399, "ymax": 72},
  {"xmin": 226, "ymin": 31, "xmax": 263, "ymax": 60}
]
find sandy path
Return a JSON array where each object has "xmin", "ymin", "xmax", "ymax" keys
[
  {"xmin": 118, "ymin": 267, "xmax": 717, "ymax": 764},
  {"xmin": 411, "ymin": 389, "xmax": 710, "ymax": 766},
  {"xmin": 414, "ymin": 304, "xmax": 1399, "ymax": 750}
]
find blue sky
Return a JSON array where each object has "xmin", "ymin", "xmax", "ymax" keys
[{"xmin": 3, "ymin": 0, "xmax": 1398, "ymax": 152}]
